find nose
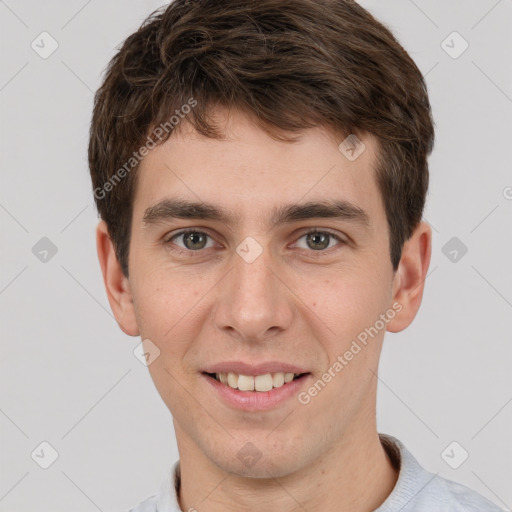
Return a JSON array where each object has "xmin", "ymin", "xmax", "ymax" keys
[{"xmin": 213, "ymin": 246, "xmax": 294, "ymax": 343}]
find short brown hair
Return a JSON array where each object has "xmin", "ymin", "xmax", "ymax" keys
[{"xmin": 88, "ymin": 0, "xmax": 435, "ymax": 277}]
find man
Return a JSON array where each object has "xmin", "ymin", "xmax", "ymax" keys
[{"xmin": 89, "ymin": 0, "xmax": 503, "ymax": 510}]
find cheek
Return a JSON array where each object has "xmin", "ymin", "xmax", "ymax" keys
[
  {"xmin": 297, "ymin": 270, "xmax": 388, "ymax": 420},
  {"xmin": 132, "ymin": 268, "xmax": 213, "ymax": 410},
  {"xmin": 292, "ymin": 264, "xmax": 390, "ymax": 342},
  {"xmin": 131, "ymin": 264, "xmax": 211, "ymax": 350}
]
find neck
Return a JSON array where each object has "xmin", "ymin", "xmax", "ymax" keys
[{"xmin": 175, "ymin": 421, "xmax": 398, "ymax": 512}]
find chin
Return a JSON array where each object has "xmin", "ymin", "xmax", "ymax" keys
[
  {"xmin": 216, "ymin": 454, "xmax": 303, "ymax": 480},
  {"xmin": 205, "ymin": 435, "xmax": 311, "ymax": 480}
]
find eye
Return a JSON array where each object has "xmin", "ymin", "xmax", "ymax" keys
[
  {"xmin": 164, "ymin": 228, "xmax": 344, "ymax": 255},
  {"xmin": 293, "ymin": 229, "xmax": 344, "ymax": 252},
  {"xmin": 166, "ymin": 229, "xmax": 216, "ymax": 251}
]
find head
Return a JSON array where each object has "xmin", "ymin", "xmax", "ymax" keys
[{"xmin": 90, "ymin": 0, "xmax": 434, "ymax": 478}]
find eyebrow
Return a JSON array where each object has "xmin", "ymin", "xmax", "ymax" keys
[{"xmin": 142, "ymin": 197, "xmax": 370, "ymax": 230}]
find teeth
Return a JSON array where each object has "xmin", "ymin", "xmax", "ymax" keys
[
  {"xmin": 272, "ymin": 372, "xmax": 285, "ymax": 387},
  {"xmin": 255, "ymin": 374, "xmax": 273, "ymax": 392},
  {"xmin": 215, "ymin": 371, "xmax": 302, "ymax": 392},
  {"xmin": 284, "ymin": 372, "xmax": 294, "ymax": 383},
  {"xmin": 237, "ymin": 374, "xmax": 255, "ymax": 391},
  {"xmin": 227, "ymin": 372, "xmax": 238, "ymax": 388}
]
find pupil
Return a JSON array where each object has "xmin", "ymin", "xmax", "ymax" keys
[
  {"xmin": 308, "ymin": 232, "xmax": 329, "ymax": 250},
  {"xmin": 185, "ymin": 232, "xmax": 206, "ymax": 250}
]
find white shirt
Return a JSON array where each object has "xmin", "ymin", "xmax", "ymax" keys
[{"xmin": 129, "ymin": 434, "xmax": 503, "ymax": 511}]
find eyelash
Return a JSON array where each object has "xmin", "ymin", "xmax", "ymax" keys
[{"xmin": 164, "ymin": 228, "xmax": 345, "ymax": 255}]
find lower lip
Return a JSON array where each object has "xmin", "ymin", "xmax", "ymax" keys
[{"xmin": 203, "ymin": 373, "xmax": 310, "ymax": 412}]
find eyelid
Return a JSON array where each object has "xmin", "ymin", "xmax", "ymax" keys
[
  {"xmin": 164, "ymin": 227, "xmax": 346, "ymax": 253},
  {"xmin": 291, "ymin": 227, "xmax": 345, "ymax": 250},
  {"xmin": 164, "ymin": 228, "xmax": 220, "ymax": 252}
]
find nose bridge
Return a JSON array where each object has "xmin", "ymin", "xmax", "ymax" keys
[
  {"xmin": 234, "ymin": 244, "xmax": 273, "ymax": 302},
  {"xmin": 214, "ymin": 240, "xmax": 293, "ymax": 340}
]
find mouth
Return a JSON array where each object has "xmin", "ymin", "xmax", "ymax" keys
[{"xmin": 204, "ymin": 371, "xmax": 308, "ymax": 392}]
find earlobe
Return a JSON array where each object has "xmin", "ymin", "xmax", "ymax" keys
[
  {"xmin": 387, "ymin": 221, "xmax": 432, "ymax": 333},
  {"xmin": 96, "ymin": 220, "xmax": 140, "ymax": 336}
]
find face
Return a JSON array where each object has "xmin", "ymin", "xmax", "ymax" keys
[{"xmin": 99, "ymin": 107, "xmax": 430, "ymax": 478}]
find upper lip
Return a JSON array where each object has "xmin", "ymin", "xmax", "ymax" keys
[{"xmin": 203, "ymin": 361, "xmax": 309, "ymax": 375}]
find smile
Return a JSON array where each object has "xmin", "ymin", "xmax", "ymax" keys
[{"xmin": 208, "ymin": 372, "xmax": 305, "ymax": 392}]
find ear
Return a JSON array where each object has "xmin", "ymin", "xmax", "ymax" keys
[
  {"xmin": 96, "ymin": 220, "xmax": 140, "ymax": 336},
  {"xmin": 386, "ymin": 221, "xmax": 432, "ymax": 333}
]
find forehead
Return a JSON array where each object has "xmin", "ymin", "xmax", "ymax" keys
[{"xmin": 133, "ymin": 107, "xmax": 384, "ymax": 228}]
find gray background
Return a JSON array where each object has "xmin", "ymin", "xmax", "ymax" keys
[{"xmin": 1, "ymin": 0, "xmax": 511, "ymax": 510}]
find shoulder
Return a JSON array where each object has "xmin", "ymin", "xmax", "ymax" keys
[
  {"xmin": 378, "ymin": 434, "xmax": 504, "ymax": 512},
  {"xmin": 128, "ymin": 495, "xmax": 158, "ymax": 512},
  {"xmin": 433, "ymin": 476, "xmax": 504, "ymax": 511},
  {"xmin": 398, "ymin": 473, "xmax": 505, "ymax": 511},
  {"xmin": 127, "ymin": 461, "xmax": 180, "ymax": 512}
]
